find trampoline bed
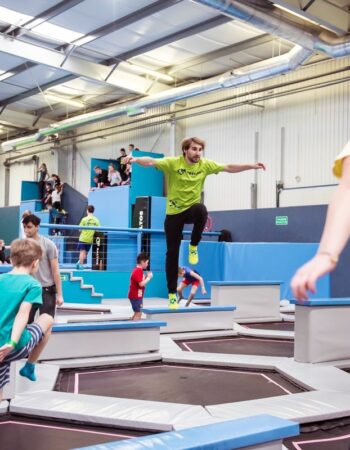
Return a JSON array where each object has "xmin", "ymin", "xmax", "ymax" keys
[
  {"xmin": 55, "ymin": 362, "xmax": 304, "ymax": 405},
  {"xmin": 176, "ymin": 336, "xmax": 294, "ymax": 357}
]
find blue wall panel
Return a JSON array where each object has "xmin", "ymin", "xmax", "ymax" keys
[
  {"xmin": 21, "ymin": 181, "xmax": 40, "ymax": 201},
  {"xmin": 209, "ymin": 205, "xmax": 344, "ymax": 297},
  {"xmin": 0, "ymin": 205, "xmax": 20, "ymax": 243},
  {"xmin": 88, "ymin": 185, "xmax": 129, "ymax": 228},
  {"xmin": 223, "ymin": 242, "xmax": 329, "ymax": 300},
  {"xmin": 150, "ymin": 196, "xmax": 166, "ymax": 271}
]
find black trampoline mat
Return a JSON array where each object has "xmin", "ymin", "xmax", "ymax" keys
[
  {"xmin": 0, "ymin": 415, "xmax": 146, "ymax": 450},
  {"xmin": 243, "ymin": 322, "xmax": 295, "ymax": 331},
  {"xmin": 56, "ymin": 363, "xmax": 303, "ymax": 405},
  {"xmin": 284, "ymin": 418, "xmax": 350, "ymax": 449},
  {"xmin": 176, "ymin": 336, "xmax": 294, "ymax": 357}
]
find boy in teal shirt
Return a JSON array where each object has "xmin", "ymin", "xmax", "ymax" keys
[{"xmin": 0, "ymin": 239, "xmax": 53, "ymax": 401}]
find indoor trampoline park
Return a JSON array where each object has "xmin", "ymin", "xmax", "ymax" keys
[{"xmin": 2, "ymin": 1, "xmax": 350, "ymax": 450}]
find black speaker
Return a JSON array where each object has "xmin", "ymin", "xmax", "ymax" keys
[{"xmin": 132, "ymin": 197, "xmax": 151, "ymax": 258}]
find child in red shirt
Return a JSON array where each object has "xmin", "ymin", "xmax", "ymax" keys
[{"xmin": 128, "ymin": 252, "xmax": 153, "ymax": 320}]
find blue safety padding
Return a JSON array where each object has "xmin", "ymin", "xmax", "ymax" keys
[
  {"xmin": 89, "ymin": 185, "xmax": 130, "ymax": 229},
  {"xmin": 52, "ymin": 320, "xmax": 166, "ymax": 332},
  {"xmin": 73, "ymin": 414, "xmax": 299, "ymax": 450},
  {"xmin": 291, "ymin": 298, "xmax": 350, "ymax": 306},
  {"xmin": 209, "ymin": 281, "xmax": 282, "ymax": 286},
  {"xmin": 142, "ymin": 306, "xmax": 236, "ymax": 313}
]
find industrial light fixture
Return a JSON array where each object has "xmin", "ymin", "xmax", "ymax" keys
[
  {"xmin": 0, "ymin": 71, "xmax": 16, "ymax": 81},
  {"xmin": 44, "ymin": 93, "xmax": 85, "ymax": 108}
]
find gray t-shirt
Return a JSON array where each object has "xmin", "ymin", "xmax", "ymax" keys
[{"xmin": 34, "ymin": 235, "xmax": 58, "ymax": 287}]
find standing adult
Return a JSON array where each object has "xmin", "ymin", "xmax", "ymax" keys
[
  {"xmin": 20, "ymin": 214, "xmax": 64, "ymax": 380},
  {"xmin": 117, "ymin": 148, "xmax": 127, "ymax": 179},
  {"xmin": 38, "ymin": 163, "xmax": 48, "ymax": 199},
  {"xmin": 125, "ymin": 136, "xmax": 265, "ymax": 308}
]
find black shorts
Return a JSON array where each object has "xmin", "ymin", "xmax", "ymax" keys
[{"xmin": 28, "ymin": 285, "xmax": 57, "ymax": 323}]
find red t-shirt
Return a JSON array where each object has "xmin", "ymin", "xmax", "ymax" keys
[{"xmin": 128, "ymin": 266, "xmax": 145, "ymax": 300}]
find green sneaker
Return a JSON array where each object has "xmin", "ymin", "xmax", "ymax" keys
[
  {"xmin": 168, "ymin": 293, "xmax": 178, "ymax": 309},
  {"xmin": 189, "ymin": 244, "xmax": 198, "ymax": 265}
]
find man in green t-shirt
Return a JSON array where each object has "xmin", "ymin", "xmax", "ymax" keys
[
  {"xmin": 77, "ymin": 205, "xmax": 100, "ymax": 270},
  {"xmin": 0, "ymin": 239, "xmax": 53, "ymax": 401},
  {"xmin": 125, "ymin": 137, "xmax": 265, "ymax": 308}
]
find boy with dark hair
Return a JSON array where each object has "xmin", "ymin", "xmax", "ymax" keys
[
  {"xmin": 0, "ymin": 239, "xmax": 53, "ymax": 401},
  {"xmin": 77, "ymin": 205, "xmax": 100, "ymax": 270},
  {"xmin": 177, "ymin": 266, "xmax": 207, "ymax": 307},
  {"xmin": 128, "ymin": 252, "xmax": 153, "ymax": 321},
  {"xmin": 21, "ymin": 214, "xmax": 63, "ymax": 381}
]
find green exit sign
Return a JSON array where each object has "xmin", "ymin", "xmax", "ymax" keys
[{"xmin": 276, "ymin": 216, "xmax": 288, "ymax": 225}]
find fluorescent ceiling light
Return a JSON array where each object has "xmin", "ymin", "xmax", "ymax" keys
[
  {"xmin": 45, "ymin": 93, "xmax": 85, "ymax": 108},
  {"xmin": 0, "ymin": 70, "xmax": 16, "ymax": 81},
  {"xmin": 32, "ymin": 22, "xmax": 83, "ymax": 43},
  {"xmin": 0, "ymin": 6, "xmax": 31, "ymax": 26},
  {"xmin": 120, "ymin": 62, "xmax": 174, "ymax": 82}
]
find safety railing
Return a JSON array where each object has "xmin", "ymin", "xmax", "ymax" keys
[{"xmin": 40, "ymin": 223, "xmax": 221, "ymax": 271}]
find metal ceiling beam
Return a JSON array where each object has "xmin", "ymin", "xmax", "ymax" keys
[
  {"xmin": 105, "ymin": 15, "xmax": 232, "ymax": 65},
  {"xmin": 0, "ymin": 32, "xmax": 167, "ymax": 97},
  {"xmin": 73, "ymin": 0, "xmax": 184, "ymax": 46},
  {"xmin": 12, "ymin": 0, "xmax": 86, "ymax": 37},
  {"xmin": 166, "ymin": 34, "xmax": 275, "ymax": 74},
  {"xmin": 0, "ymin": 75, "xmax": 77, "ymax": 108},
  {"xmin": 271, "ymin": 0, "xmax": 349, "ymax": 35}
]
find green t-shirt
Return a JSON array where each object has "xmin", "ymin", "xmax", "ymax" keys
[
  {"xmin": 79, "ymin": 215, "xmax": 101, "ymax": 244},
  {"xmin": 155, "ymin": 156, "xmax": 225, "ymax": 214},
  {"xmin": 0, "ymin": 273, "xmax": 42, "ymax": 349}
]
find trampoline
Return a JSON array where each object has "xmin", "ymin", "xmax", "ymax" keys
[
  {"xmin": 243, "ymin": 321, "xmax": 295, "ymax": 331},
  {"xmin": 0, "ymin": 414, "xmax": 147, "ymax": 450},
  {"xmin": 55, "ymin": 362, "xmax": 304, "ymax": 405},
  {"xmin": 176, "ymin": 336, "xmax": 294, "ymax": 357},
  {"xmin": 284, "ymin": 417, "xmax": 350, "ymax": 449}
]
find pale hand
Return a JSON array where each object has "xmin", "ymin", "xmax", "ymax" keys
[
  {"xmin": 148, "ymin": 271, "xmax": 153, "ymax": 279},
  {"xmin": 124, "ymin": 156, "xmax": 137, "ymax": 164},
  {"xmin": 290, "ymin": 254, "xmax": 336, "ymax": 301},
  {"xmin": 202, "ymin": 288, "xmax": 207, "ymax": 295},
  {"xmin": 56, "ymin": 294, "xmax": 64, "ymax": 306},
  {"xmin": 253, "ymin": 162, "xmax": 266, "ymax": 171},
  {"xmin": 0, "ymin": 343, "xmax": 14, "ymax": 362}
]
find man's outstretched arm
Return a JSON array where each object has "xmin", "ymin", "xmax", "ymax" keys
[
  {"xmin": 223, "ymin": 162, "xmax": 266, "ymax": 173},
  {"xmin": 124, "ymin": 156, "xmax": 157, "ymax": 167}
]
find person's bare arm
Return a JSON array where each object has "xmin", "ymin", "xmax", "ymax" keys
[
  {"xmin": 0, "ymin": 302, "xmax": 31, "ymax": 361},
  {"xmin": 124, "ymin": 156, "xmax": 157, "ymax": 167},
  {"xmin": 139, "ymin": 272, "xmax": 153, "ymax": 287},
  {"xmin": 223, "ymin": 162, "xmax": 266, "ymax": 173},
  {"xmin": 291, "ymin": 156, "xmax": 350, "ymax": 300},
  {"xmin": 50, "ymin": 258, "xmax": 64, "ymax": 306}
]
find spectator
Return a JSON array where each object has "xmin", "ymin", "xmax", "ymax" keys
[
  {"xmin": 42, "ymin": 183, "xmax": 52, "ymax": 210},
  {"xmin": 108, "ymin": 163, "xmax": 122, "ymax": 187},
  {"xmin": 117, "ymin": 148, "xmax": 127, "ymax": 176},
  {"xmin": 51, "ymin": 183, "xmax": 64, "ymax": 211},
  {"xmin": 93, "ymin": 166, "xmax": 110, "ymax": 188},
  {"xmin": 128, "ymin": 144, "xmax": 135, "ymax": 153},
  {"xmin": 46, "ymin": 174, "xmax": 61, "ymax": 190},
  {"xmin": 76, "ymin": 205, "xmax": 100, "ymax": 270},
  {"xmin": 121, "ymin": 163, "xmax": 131, "ymax": 185},
  {"xmin": 91, "ymin": 175, "xmax": 99, "ymax": 190},
  {"xmin": 37, "ymin": 163, "xmax": 48, "ymax": 199}
]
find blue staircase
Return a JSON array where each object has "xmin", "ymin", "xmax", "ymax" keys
[{"xmin": 60, "ymin": 270, "xmax": 104, "ymax": 304}]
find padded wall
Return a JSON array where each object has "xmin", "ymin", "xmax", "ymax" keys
[
  {"xmin": 210, "ymin": 205, "xmax": 346, "ymax": 297},
  {"xmin": 0, "ymin": 205, "xmax": 20, "ymax": 243}
]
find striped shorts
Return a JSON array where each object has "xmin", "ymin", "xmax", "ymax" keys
[{"xmin": 0, "ymin": 323, "xmax": 44, "ymax": 390}]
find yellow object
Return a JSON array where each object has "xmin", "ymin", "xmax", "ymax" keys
[
  {"xmin": 189, "ymin": 244, "xmax": 198, "ymax": 265},
  {"xmin": 168, "ymin": 293, "xmax": 178, "ymax": 309}
]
